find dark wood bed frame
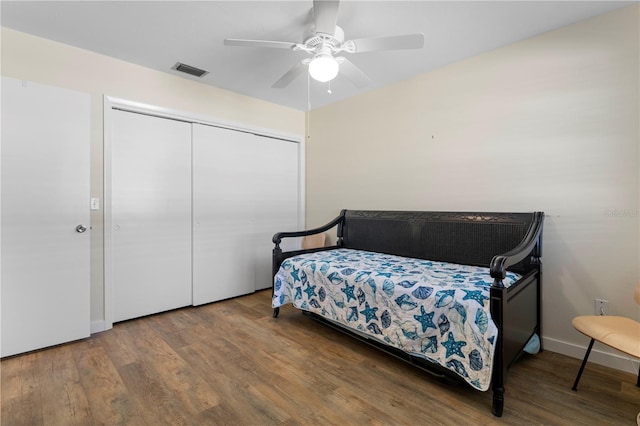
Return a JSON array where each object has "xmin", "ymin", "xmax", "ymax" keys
[{"xmin": 272, "ymin": 210, "xmax": 544, "ymax": 417}]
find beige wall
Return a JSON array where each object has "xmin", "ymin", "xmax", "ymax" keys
[
  {"xmin": 306, "ymin": 6, "xmax": 639, "ymax": 371},
  {"xmin": 1, "ymin": 28, "xmax": 305, "ymax": 327}
]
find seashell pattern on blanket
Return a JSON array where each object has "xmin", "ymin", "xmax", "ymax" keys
[{"xmin": 273, "ymin": 248, "xmax": 521, "ymax": 391}]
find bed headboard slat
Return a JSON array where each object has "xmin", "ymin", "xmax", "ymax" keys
[{"xmin": 341, "ymin": 210, "xmax": 535, "ymax": 270}]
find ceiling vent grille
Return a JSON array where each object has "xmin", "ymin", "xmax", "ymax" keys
[{"xmin": 172, "ymin": 62, "xmax": 209, "ymax": 78}]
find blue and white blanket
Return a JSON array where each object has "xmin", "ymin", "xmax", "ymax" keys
[{"xmin": 272, "ymin": 248, "xmax": 522, "ymax": 391}]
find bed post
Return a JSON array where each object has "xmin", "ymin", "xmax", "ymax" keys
[
  {"xmin": 490, "ymin": 286, "xmax": 505, "ymax": 417},
  {"xmin": 272, "ymin": 242, "xmax": 283, "ymax": 318},
  {"xmin": 337, "ymin": 209, "xmax": 346, "ymax": 247},
  {"xmin": 532, "ymin": 214, "xmax": 544, "ymax": 351}
]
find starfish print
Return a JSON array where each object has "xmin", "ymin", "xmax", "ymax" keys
[
  {"xmin": 360, "ymin": 302, "xmax": 379, "ymax": 323},
  {"xmin": 462, "ymin": 289, "xmax": 489, "ymax": 307},
  {"xmin": 341, "ymin": 283, "xmax": 356, "ymax": 302},
  {"xmin": 290, "ymin": 266, "xmax": 300, "ymax": 282},
  {"xmin": 340, "ymin": 281, "xmax": 356, "ymax": 303},
  {"xmin": 442, "ymin": 331, "xmax": 467, "ymax": 358},
  {"xmin": 303, "ymin": 283, "xmax": 317, "ymax": 299},
  {"xmin": 413, "ymin": 305, "xmax": 436, "ymax": 332}
]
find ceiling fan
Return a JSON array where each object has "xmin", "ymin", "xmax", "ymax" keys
[{"xmin": 224, "ymin": 0, "xmax": 424, "ymax": 89}]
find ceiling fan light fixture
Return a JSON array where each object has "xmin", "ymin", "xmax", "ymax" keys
[{"xmin": 308, "ymin": 54, "xmax": 339, "ymax": 82}]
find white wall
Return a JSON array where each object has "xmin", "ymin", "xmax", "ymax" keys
[
  {"xmin": 306, "ymin": 6, "xmax": 639, "ymax": 372},
  {"xmin": 1, "ymin": 28, "xmax": 305, "ymax": 329}
]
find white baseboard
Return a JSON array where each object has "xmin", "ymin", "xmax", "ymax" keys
[
  {"xmin": 90, "ymin": 320, "xmax": 108, "ymax": 334},
  {"xmin": 543, "ymin": 336, "xmax": 639, "ymax": 376}
]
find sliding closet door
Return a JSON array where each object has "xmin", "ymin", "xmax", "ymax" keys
[
  {"xmin": 193, "ymin": 125, "xmax": 257, "ymax": 304},
  {"xmin": 110, "ymin": 110, "xmax": 192, "ymax": 322},
  {"xmin": 192, "ymin": 125, "xmax": 299, "ymax": 304},
  {"xmin": 250, "ymin": 135, "xmax": 299, "ymax": 290}
]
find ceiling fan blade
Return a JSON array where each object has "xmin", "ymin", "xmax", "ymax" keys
[
  {"xmin": 224, "ymin": 38, "xmax": 297, "ymax": 50},
  {"xmin": 346, "ymin": 33, "xmax": 424, "ymax": 53},
  {"xmin": 272, "ymin": 62, "xmax": 308, "ymax": 88},
  {"xmin": 313, "ymin": 0, "xmax": 340, "ymax": 36},
  {"xmin": 338, "ymin": 58, "xmax": 371, "ymax": 88}
]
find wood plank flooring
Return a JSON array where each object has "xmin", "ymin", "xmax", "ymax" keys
[{"xmin": 2, "ymin": 289, "xmax": 639, "ymax": 425}]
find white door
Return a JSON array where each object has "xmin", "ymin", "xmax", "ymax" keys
[
  {"xmin": 1, "ymin": 77, "xmax": 90, "ymax": 357},
  {"xmin": 249, "ymin": 135, "xmax": 299, "ymax": 290},
  {"xmin": 192, "ymin": 125, "xmax": 300, "ymax": 303},
  {"xmin": 192, "ymin": 124, "xmax": 259, "ymax": 304},
  {"xmin": 110, "ymin": 110, "xmax": 192, "ymax": 322}
]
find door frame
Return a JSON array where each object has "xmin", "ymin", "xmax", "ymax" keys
[{"xmin": 103, "ymin": 96, "xmax": 305, "ymax": 330}]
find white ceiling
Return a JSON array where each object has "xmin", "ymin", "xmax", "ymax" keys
[{"xmin": 1, "ymin": 1, "xmax": 633, "ymax": 111}]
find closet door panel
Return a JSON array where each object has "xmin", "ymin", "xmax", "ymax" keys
[
  {"xmin": 250, "ymin": 136, "xmax": 299, "ymax": 290},
  {"xmin": 111, "ymin": 110, "xmax": 192, "ymax": 322},
  {"xmin": 192, "ymin": 124, "xmax": 259, "ymax": 305}
]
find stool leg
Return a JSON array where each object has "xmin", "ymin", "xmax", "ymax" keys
[
  {"xmin": 572, "ymin": 338, "xmax": 595, "ymax": 391},
  {"xmin": 636, "ymin": 362, "xmax": 639, "ymax": 387}
]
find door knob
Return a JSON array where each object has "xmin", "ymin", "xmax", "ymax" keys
[{"xmin": 75, "ymin": 224, "xmax": 87, "ymax": 233}]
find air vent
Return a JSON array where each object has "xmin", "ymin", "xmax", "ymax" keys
[{"xmin": 172, "ymin": 62, "xmax": 209, "ymax": 78}]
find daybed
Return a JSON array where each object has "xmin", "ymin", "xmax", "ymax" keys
[{"xmin": 271, "ymin": 210, "xmax": 544, "ymax": 417}]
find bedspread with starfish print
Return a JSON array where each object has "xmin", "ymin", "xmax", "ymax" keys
[{"xmin": 272, "ymin": 248, "xmax": 522, "ymax": 391}]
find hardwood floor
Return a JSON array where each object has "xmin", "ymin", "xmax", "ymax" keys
[{"xmin": 2, "ymin": 289, "xmax": 638, "ymax": 425}]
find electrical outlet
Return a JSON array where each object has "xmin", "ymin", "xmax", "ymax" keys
[{"xmin": 594, "ymin": 299, "xmax": 608, "ymax": 316}]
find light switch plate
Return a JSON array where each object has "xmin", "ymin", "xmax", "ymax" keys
[{"xmin": 90, "ymin": 197, "xmax": 100, "ymax": 210}]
